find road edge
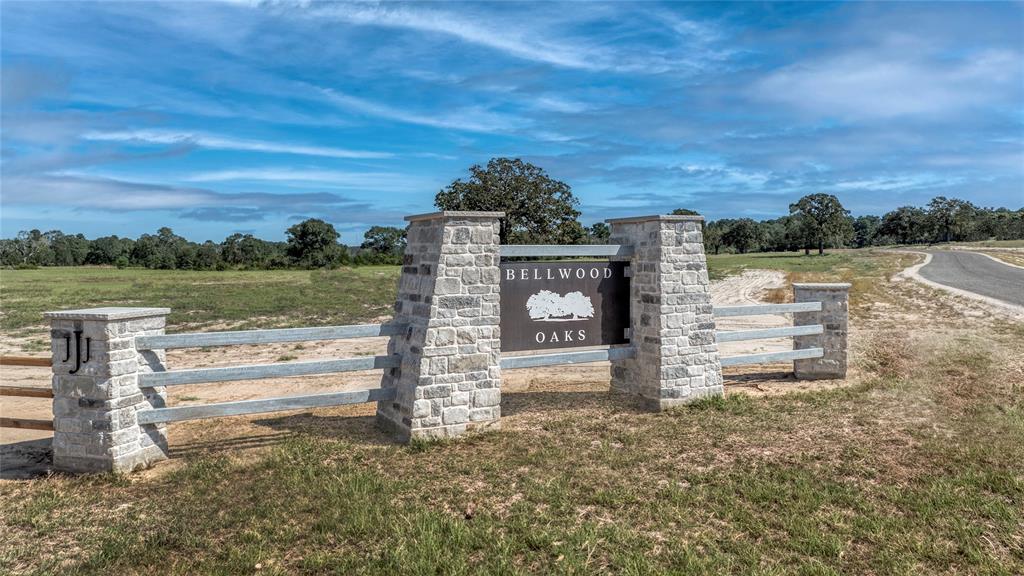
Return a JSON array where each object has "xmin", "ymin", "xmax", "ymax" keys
[{"xmin": 890, "ymin": 249, "xmax": 1024, "ymax": 321}]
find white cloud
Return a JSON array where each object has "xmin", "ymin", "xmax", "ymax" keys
[
  {"xmin": 184, "ymin": 167, "xmax": 431, "ymax": 192},
  {"xmin": 753, "ymin": 48, "xmax": 1022, "ymax": 120},
  {"xmin": 81, "ymin": 130, "xmax": 394, "ymax": 159},
  {"xmin": 316, "ymin": 87, "xmax": 520, "ymax": 133},
  {"xmin": 296, "ymin": 3, "xmax": 605, "ymax": 71}
]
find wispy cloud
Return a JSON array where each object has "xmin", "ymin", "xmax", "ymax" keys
[
  {"xmin": 81, "ymin": 130, "xmax": 394, "ymax": 159},
  {"xmin": 753, "ymin": 47, "xmax": 1022, "ymax": 120},
  {"xmin": 293, "ymin": 3, "xmax": 607, "ymax": 71},
  {"xmin": 184, "ymin": 167, "xmax": 433, "ymax": 192},
  {"xmin": 1, "ymin": 173, "xmax": 352, "ymax": 212},
  {"xmin": 316, "ymin": 87, "xmax": 520, "ymax": 133}
]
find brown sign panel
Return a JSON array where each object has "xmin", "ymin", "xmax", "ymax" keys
[{"xmin": 500, "ymin": 261, "xmax": 630, "ymax": 352}]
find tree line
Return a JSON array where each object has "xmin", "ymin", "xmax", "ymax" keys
[
  {"xmin": 3, "ymin": 158, "xmax": 1021, "ymax": 269},
  {"xmin": 696, "ymin": 195, "xmax": 1023, "ymax": 255},
  {"xmin": 0, "ymin": 220, "xmax": 409, "ymax": 270}
]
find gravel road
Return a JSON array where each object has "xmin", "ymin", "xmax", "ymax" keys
[{"xmin": 920, "ymin": 251, "xmax": 1024, "ymax": 307}]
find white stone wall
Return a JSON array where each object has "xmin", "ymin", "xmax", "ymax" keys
[
  {"xmin": 377, "ymin": 211, "xmax": 504, "ymax": 440},
  {"xmin": 44, "ymin": 307, "xmax": 170, "ymax": 473},
  {"xmin": 793, "ymin": 283, "xmax": 850, "ymax": 379},
  {"xmin": 608, "ymin": 215, "xmax": 723, "ymax": 408}
]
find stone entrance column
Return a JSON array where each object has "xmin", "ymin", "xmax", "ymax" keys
[
  {"xmin": 607, "ymin": 215, "xmax": 723, "ymax": 409},
  {"xmin": 43, "ymin": 307, "xmax": 170, "ymax": 473},
  {"xmin": 377, "ymin": 211, "xmax": 504, "ymax": 440},
  {"xmin": 792, "ymin": 283, "xmax": 851, "ymax": 379}
]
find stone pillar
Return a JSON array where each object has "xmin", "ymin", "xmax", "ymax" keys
[
  {"xmin": 607, "ymin": 215, "xmax": 723, "ymax": 409},
  {"xmin": 792, "ymin": 283, "xmax": 850, "ymax": 379},
  {"xmin": 43, "ymin": 307, "xmax": 170, "ymax": 473},
  {"xmin": 377, "ymin": 211, "xmax": 504, "ymax": 440}
]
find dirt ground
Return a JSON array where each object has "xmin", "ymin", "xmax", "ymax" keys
[{"xmin": 0, "ymin": 268, "xmax": 915, "ymax": 478}]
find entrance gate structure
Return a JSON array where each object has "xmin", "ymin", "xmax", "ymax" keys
[{"xmin": 35, "ymin": 212, "xmax": 848, "ymax": 473}]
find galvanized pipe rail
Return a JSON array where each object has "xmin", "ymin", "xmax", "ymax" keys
[
  {"xmin": 139, "ymin": 355, "xmax": 402, "ymax": 387},
  {"xmin": 712, "ymin": 301, "xmax": 825, "ymax": 367},
  {"xmin": 137, "ymin": 387, "xmax": 397, "ymax": 424},
  {"xmin": 499, "ymin": 244, "xmax": 632, "ymax": 258},
  {"xmin": 716, "ymin": 324, "xmax": 822, "ymax": 343},
  {"xmin": 713, "ymin": 302, "xmax": 821, "ymax": 317},
  {"xmin": 500, "ymin": 346, "xmax": 635, "ymax": 370},
  {"xmin": 721, "ymin": 348, "xmax": 823, "ymax": 367},
  {"xmin": 136, "ymin": 323, "xmax": 407, "ymax": 350}
]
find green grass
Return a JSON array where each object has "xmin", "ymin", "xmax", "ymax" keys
[
  {"xmin": 2, "ymin": 334, "xmax": 1021, "ymax": 574},
  {"xmin": 1, "ymin": 251, "xmax": 1022, "ymax": 573},
  {"xmin": 0, "ymin": 266, "xmax": 400, "ymax": 335},
  {"xmin": 705, "ymin": 251, "xmax": 862, "ymax": 280}
]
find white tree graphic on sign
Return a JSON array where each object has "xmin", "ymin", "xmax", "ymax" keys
[{"xmin": 526, "ymin": 290, "xmax": 594, "ymax": 321}]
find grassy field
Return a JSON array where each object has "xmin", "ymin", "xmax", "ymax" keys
[
  {"xmin": 0, "ymin": 250, "xmax": 863, "ymax": 330},
  {"xmin": 2, "ymin": 250, "xmax": 1022, "ymax": 574},
  {"xmin": 0, "ymin": 267, "xmax": 401, "ymax": 349}
]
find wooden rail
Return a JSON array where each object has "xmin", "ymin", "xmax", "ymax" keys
[
  {"xmin": 138, "ymin": 355, "xmax": 402, "ymax": 387},
  {"xmin": 0, "ymin": 355, "xmax": 51, "ymax": 367},
  {"xmin": 136, "ymin": 323, "xmax": 408, "ymax": 350},
  {"xmin": 499, "ymin": 244, "xmax": 633, "ymax": 258},
  {"xmin": 0, "ymin": 418, "xmax": 54, "ymax": 431},
  {"xmin": 0, "ymin": 385, "xmax": 54, "ymax": 398},
  {"xmin": 716, "ymin": 324, "xmax": 823, "ymax": 343},
  {"xmin": 136, "ymin": 387, "xmax": 397, "ymax": 424},
  {"xmin": 500, "ymin": 346, "xmax": 636, "ymax": 370},
  {"xmin": 720, "ymin": 348, "xmax": 823, "ymax": 367},
  {"xmin": 712, "ymin": 302, "xmax": 821, "ymax": 317}
]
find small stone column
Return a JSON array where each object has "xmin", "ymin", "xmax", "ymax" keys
[
  {"xmin": 377, "ymin": 211, "xmax": 504, "ymax": 440},
  {"xmin": 792, "ymin": 283, "xmax": 850, "ymax": 379},
  {"xmin": 44, "ymin": 307, "xmax": 170, "ymax": 473},
  {"xmin": 607, "ymin": 215, "xmax": 723, "ymax": 409}
]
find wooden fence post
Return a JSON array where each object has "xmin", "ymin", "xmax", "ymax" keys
[
  {"xmin": 377, "ymin": 211, "xmax": 505, "ymax": 440},
  {"xmin": 43, "ymin": 307, "xmax": 170, "ymax": 473}
]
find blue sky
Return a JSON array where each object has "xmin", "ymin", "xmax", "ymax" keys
[{"xmin": 2, "ymin": 1, "xmax": 1022, "ymax": 243}]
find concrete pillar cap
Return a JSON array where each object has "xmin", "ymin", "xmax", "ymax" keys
[
  {"xmin": 792, "ymin": 283, "xmax": 852, "ymax": 290},
  {"xmin": 605, "ymin": 214, "xmax": 704, "ymax": 224},
  {"xmin": 43, "ymin": 307, "xmax": 171, "ymax": 320},
  {"xmin": 405, "ymin": 211, "xmax": 505, "ymax": 222}
]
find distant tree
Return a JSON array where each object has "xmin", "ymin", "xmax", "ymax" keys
[
  {"xmin": 587, "ymin": 222, "xmax": 610, "ymax": 242},
  {"xmin": 671, "ymin": 208, "xmax": 700, "ymax": 216},
  {"xmin": 926, "ymin": 196, "xmax": 976, "ymax": 243},
  {"xmin": 46, "ymin": 231, "xmax": 90, "ymax": 266},
  {"xmin": 789, "ymin": 194, "xmax": 853, "ymax": 255},
  {"xmin": 722, "ymin": 219, "xmax": 760, "ymax": 254},
  {"xmin": 852, "ymin": 215, "xmax": 881, "ymax": 248},
  {"xmin": 703, "ymin": 222, "xmax": 725, "ymax": 254},
  {"xmin": 360, "ymin": 226, "xmax": 407, "ymax": 255},
  {"xmin": 194, "ymin": 241, "xmax": 221, "ymax": 270},
  {"xmin": 436, "ymin": 157, "xmax": 582, "ymax": 244},
  {"xmin": 878, "ymin": 206, "xmax": 929, "ymax": 245},
  {"xmin": 86, "ymin": 235, "xmax": 132, "ymax": 265},
  {"xmin": 286, "ymin": 218, "xmax": 346, "ymax": 268}
]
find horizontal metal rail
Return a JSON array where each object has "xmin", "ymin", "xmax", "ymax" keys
[
  {"xmin": 0, "ymin": 385, "xmax": 54, "ymax": 399},
  {"xmin": 720, "ymin": 347, "xmax": 823, "ymax": 367},
  {"xmin": 713, "ymin": 302, "xmax": 821, "ymax": 318},
  {"xmin": 136, "ymin": 323, "xmax": 407, "ymax": 350},
  {"xmin": 500, "ymin": 346, "xmax": 636, "ymax": 370},
  {"xmin": 138, "ymin": 355, "xmax": 402, "ymax": 387},
  {"xmin": 0, "ymin": 355, "xmax": 51, "ymax": 367},
  {"xmin": 716, "ymin": 324, "xmax": 823, "ymax": 343},
  {"xmin": 137, "ymin": 387, "xmax": 397, "ymax": 424},
  {"xmin": 1, "ymin": 417, "xmax": 54, "ymax": 431},
  {"xmin": 499, "ymin": 244, "xmax": 633, "ymax": 258}
]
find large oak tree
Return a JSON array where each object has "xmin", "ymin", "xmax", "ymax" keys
[{"xmin": 435, "ymin": 158, "xmax": 584, "ymax": 245}]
